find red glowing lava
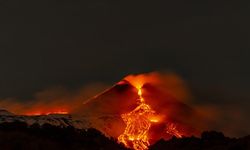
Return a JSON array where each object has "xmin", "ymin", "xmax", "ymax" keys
[
  {"xmin": 25, "ymin": 110, "xmax": 69, "ymax": 116},
  {"xmin": 118, "ymin": 78, "xmax": 183, "ymax": 150}
]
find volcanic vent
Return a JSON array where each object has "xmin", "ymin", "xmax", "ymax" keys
[{"xmin": 81, "ymin": 73, "xmax": 200, "ymax": 150}]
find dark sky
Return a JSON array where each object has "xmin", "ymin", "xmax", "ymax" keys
[{"xmin": 0, "ymin": 0, "xmax": 249, "ymax": 110}]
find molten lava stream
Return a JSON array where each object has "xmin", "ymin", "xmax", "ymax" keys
[
  {"xmin": 25, "ymin": 110, "xmax": 69, "ymax": 116},
  {"xmin": 118, "ymin": 84, "xmax": 183, "ymax": 150},
  {"xmin": 118, "ymin": 86, "xmax": 157, "ymax": 150}
]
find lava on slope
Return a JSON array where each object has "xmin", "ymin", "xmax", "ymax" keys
[
  {"xmin": 80, "ymin": 73, "xmax": 201, "ymax": 149},
  {"xmin": 118, "ymin": 86, "xmax": 156, "ymax": 150},
  {"xmin": 118, "ymin": 81, "xmax": 184, "ymax": 150},
  {"xmin": 25, "ymin": 110, "xmax": 69, "ymax": 116}
]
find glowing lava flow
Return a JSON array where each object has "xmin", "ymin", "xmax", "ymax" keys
[
  {"xmin": 118, "ymin": 84, "xmax": 183, "ymax": 150},
  {"xmin": 25, "ymin": 110, "xmax": 69, "ymax": 116},
  {"xmin": 118, "ymin": 86, "xmax": 157, "ymax": 150},
  {"xmin": 166, "ymin": 123, "xmax": 183, "ymax": 138}
]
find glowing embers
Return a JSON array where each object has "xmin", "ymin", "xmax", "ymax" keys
[
  {"xmin": 25, "ymin": 110, "xmax": 68, "ymax": 116},
  {"xmin": 166, "ymin": 123, "xmax": 183, "ymax": 138},
  {"xmin": 118, "ymin": 86, "xmax": 157, "ymax": 150}
]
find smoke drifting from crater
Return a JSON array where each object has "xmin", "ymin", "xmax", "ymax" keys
[{"xmin": 124, "ymin": 72, "xmax": 193, "ymax": 103}]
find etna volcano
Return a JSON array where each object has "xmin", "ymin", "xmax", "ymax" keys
[{"xmin": 0, "ymin": 73, "xmax": 249, "ymax": 150}]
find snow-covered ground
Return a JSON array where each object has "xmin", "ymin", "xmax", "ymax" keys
[{"xmin": 0, "ymin": 109, "xmax": 90, "ymax": 130}]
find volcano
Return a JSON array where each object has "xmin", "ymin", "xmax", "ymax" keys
[
  {"xmin": 0, "ymin": 75, "xmax": 203, "ymax": 150},
  {"xmin": 80, "ymin": 77, "xmax": 201, "ymax": 149}
]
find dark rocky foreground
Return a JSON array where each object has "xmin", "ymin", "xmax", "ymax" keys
[
  {"xmin": 0, "ymin": 121, "xmax": 249, "ymax": 150},
  {"xmin": 150, "ymin": 131, "xmax": 250, "ymax": 150},
  {"xmin": 0, "ymin": 121, "xmax": 126, "ymax": 150}
]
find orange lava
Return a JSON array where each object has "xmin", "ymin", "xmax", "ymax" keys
[
  {"xmin": 25, "ymin": 110, "xmax": 69, "ymax": 116},
  {"xmin": 118, "ymin": 80, "xmax": 183, "ymax": 150},
  {"xmin": 118, "ymin": 86, "xmax": 155, "ymax": 150}
]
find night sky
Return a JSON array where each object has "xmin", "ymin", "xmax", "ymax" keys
[{"xmin": 0, "ymin": 0, "xmax": 249, "ymax": 113}]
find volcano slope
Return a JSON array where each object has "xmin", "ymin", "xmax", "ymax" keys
[{"xmin": 79, "ymin": 80, "xmax": 201, "ymax": 145}]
